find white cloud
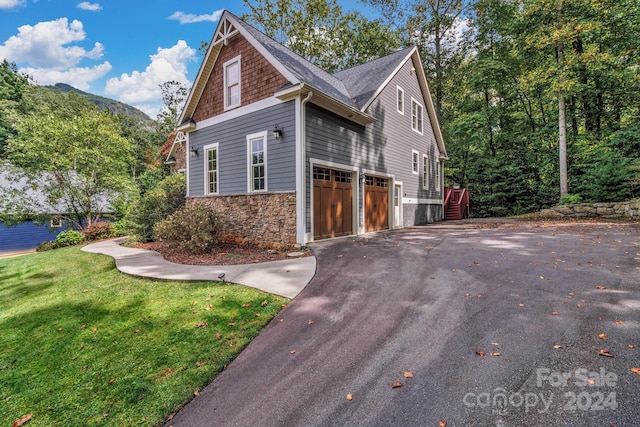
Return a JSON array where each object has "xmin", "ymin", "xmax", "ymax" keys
[
  {"xmin": 168, "ymin": 9, "xmax": 223, "ymax": 24},
  {"xmin": 0, "ymin": 18, "xmax": 104, "ymax": 69},
  {"xmin": 104, "ymin": 40, "xmax": 196, "ymax": 118},
  {"xmin": 24, "ymin": 62, "xmax": 112, "ymax": 90},
  {"xmin": 0, "ymin": 0, "xmax": 25, "ymax": 9},
  {"xmin": 77, "ymin": 2, "xmax": 102, "ymax": 11}
]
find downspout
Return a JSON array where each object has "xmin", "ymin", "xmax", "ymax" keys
[{"xmin": 297, "ymin": 90, "xmax": 313, "ymax": 245}]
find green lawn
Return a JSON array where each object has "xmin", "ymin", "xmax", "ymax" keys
[{"xmin": 0, "ymin": 246, "xmax": 288, "ymax": 426}]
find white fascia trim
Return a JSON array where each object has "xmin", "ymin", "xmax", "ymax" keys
[
  {"xmin": 195, "ymin": 97, "xmax": 284, "ymax": 131},
  {"xmin": 246, "ymin": 131, "xmax": 268, "ymax": 193},
  {"xmin": 402, "ymin": 197, "xmax": 444, "ymax": 205},
  {"xmin": 203, "ymin": 142, "xmax": 219, "ymax": 195},
  {"xmin": 185, "ymin": 132, "xmax": 191, "ymax": 196}
]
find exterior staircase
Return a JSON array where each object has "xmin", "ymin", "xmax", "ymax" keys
[{"xmin": 444, "ymin": 187, "xmax": 469, "ymax": 220}]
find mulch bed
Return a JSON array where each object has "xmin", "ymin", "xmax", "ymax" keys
[{"xmin": 136, "ymin": 241, "xmax": 311, "ymax": 265}]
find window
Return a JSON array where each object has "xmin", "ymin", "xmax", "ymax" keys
[
  {"xmin": 205, "ymin": 143, "xmax": 219, "ymax": 194},
  {"xmin": 435, "ymin": 161, "xmax": 441, "ymax": 191},
  {"xmin": 224, "ymin": 56, "xmax": 241, "ymax": 110},
  {"xmin": 411, "ymin": 98, "xmax": 423, "ymax": 134},
  {"xmin": 412, "ymin": 150, "xmax": 419, "ymax": 175},
  {"xmin": 397, "ymin": 86, "xmax": 404, "ymax": 114},
  {"xmin": 50, "ymin": 216, "xmax": 63, "ymax": 228},
  {"xmin": 422, "ymin": 155, "xmax": 429, "ymax": 189},
  {"xmin": 247, "ymin": 132, "xmax": 267, "ymax": 192}
]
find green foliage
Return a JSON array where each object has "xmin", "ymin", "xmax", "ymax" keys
[
  {"xmin": 5, "ymin": 91, "xmax": 135, "ymax": 225},
  {"xmin": 55, "ymin": 229, "xmax": 85, "ymax": 247},
  {"xmin": 82, "ymin": 221, "xmax": 115, "ymax": 241},
  {"xmin": 35, "ymin": 240, "xmax": 57, "ymax": 252},
  {"xmin": 558, "ymin": 194, "xmax": 583, "ymax": 205},
  {"xmin": 242, "ymin": 0, "xmax": 400, "ymax": 72},
  {"xmin": 124, "ymin": 173, "xmax": 186, "ymax": 242},
  {"xmin": 153, "ymin": 205, "xmax": 224, "ymax": 254}
]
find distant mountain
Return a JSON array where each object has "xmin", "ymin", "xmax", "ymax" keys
[{"xmin": 45, "ymin": 83, "xmax": 152, "ymax": 122}]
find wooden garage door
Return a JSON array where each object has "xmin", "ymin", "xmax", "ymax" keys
[
  {"xmin": 313, "ymin": 167, "xmax": 353, "ymax": 240},
  {"xmin": 365, "ymin": 175, "xmax": 389, "ymax": 232}
]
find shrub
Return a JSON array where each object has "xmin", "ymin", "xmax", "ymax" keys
[
  {"xmin": 124, "ymin": 173, "xmax": 186, "ymax": 242},
  {"xmin": 36, "ymin": 240, "xmax": 57, "ymax": 252},
  {"xmin": 55, "ymin": 229, "xmax": 84, "ymax": 247},
  {"xmin": 83, "ymin": 221, "xmax": 114, "ymax": 241},
  {"xmin": 558, "ymin": 194, "xmax": 583, "ymax": 205},
  {"xmin": 153, "ymin": 205, "xmax": 224, "ymax": 254}
]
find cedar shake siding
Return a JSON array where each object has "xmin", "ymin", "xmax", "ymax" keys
[{"xmin": 193, "ymin": 34, "xmax": 289, "ymax": 122}]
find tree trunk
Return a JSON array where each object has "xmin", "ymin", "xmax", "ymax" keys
[{"xmin": 557, "ymin": 0, "xmax": 568, "ymax": 197}]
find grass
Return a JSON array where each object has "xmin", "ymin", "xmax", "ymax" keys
[{"xmin": 0, "ymin": 246, "xmax": 288, "ymax": 426}]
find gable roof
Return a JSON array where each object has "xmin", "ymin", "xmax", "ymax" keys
[{"xmin": 176, "ymin": 9, "xmax": 447, "ymax": 157}]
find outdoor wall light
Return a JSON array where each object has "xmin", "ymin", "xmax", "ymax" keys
[
  {"xmin": 273, "ymin": 125, "xmax": 282, "ymax": 140},
  {"xmin": 190, "ymin": 147, "xmax": 198, "ymax": 157}
]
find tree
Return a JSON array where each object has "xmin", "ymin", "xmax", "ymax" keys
[
  {"xmin": 242, "ymin": 0, "xmax": 400, "ymax": 72},
  {"xmin": 5, "ymin": 97, "xmax": 134, "ymax": 227},
  {"xmin": 0, "ymin": 60, "xmax": 31, "ymax": 158}
]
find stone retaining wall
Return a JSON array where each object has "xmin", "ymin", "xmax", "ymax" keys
[
  {"xmin": 188, "ymin": 192, "xmax": 297, "ymax": 248},
  {"xmin": 540, "ymin": 200, "xmax": 640, "ymax": 219}
]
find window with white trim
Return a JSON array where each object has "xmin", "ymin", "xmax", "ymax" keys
[
  {"xmin": 411, "ymin": 98, "xmax": 423, "ymax": 134},
  {"xmin": 224, "ymin": 55, "xmax": 241, "ymax": 110},
  {"xmin": 412, "ymin": 150, "xmax": 419, "ymax": 175},
  {"xmin": 397, "ymin": 86, "xmax": 404, "ymax": 114},
  {"xmin": 436, "ymin": 161, "xmax": 441, "ymax": 191},
  {"xmin": 205, "ymin": 143, "xmax": 219, "ymax": 195},
  {"xmin": 247, "ymin": 132, "xmax": 267, "ymax": 192},
  {"xmin": 422, "ymin": 155, "xmax": 429, "ymax": 189}
]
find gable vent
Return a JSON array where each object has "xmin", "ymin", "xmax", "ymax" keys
[{"xmin": 213, "ymin": 18, "xmax": 238, "ymax": 46}]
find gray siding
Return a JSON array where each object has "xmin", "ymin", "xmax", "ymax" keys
[
  {"xmin": 189, "ymin": 101, "xmax": 296, "ymax": 196},
  {"xmin": 305, "ymin": 56, "xmax": 443, "ymax": 229}
]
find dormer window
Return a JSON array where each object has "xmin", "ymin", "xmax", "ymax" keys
[{"xmin": 224, "ymin": 55, "xmax": 241, "ymax": 110}]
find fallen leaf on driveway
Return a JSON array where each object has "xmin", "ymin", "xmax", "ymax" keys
[
  {"xmin": 12, "ymin": 414, "xmax": 32, "ymax": 427},
  {"xmin": 599, "ymin": 333, "xmax": 608, "ymax": 339},
  {"xmin": 552, "ymin": 311, "xmax": 560, "ymax": 315},
  {"xmin": 615, "ymin": 320, "xmax": 624, "ymax": 325},
  {"xmin": 439, "ymin": 421, "xmax": 447, "ymax": 427},
  {"xmin": 518, "ymin": 303, "xmax": 525, "ymax": 307},
  {"xmin": 476, "ymin": 351, "xmax": 485, "ymax": 357},
  {"xmin": 553, "ymin": 345, "xmax": 563, "ymax": 349},
  {"xmin": 308, "ymin": 320, "xmax": 314, "ymax": 325},
  {"xmin": 598, "ymin": 349, "xmax": 614, "ymax": 358},
  {"xmin": 403, "ymin": 371, "xmax": 414, "ymax": 378},
  {"xmin": 346, "ymin": 393, "xmax": 353, "ymax": 400},
  {"xmin": 631, "ymin": 368, "xmax": 640, "ymax": 376},
  {"xmin": 392, "ymin": 381, "xmax": 403, "ymax": 388},
  {"xmin": 290, "ymin": 350, "xmax": 296, "ymax": 354},
  {"xmin": 596, "ymin": 285, "xmax": 606, "ymax": 289},
  {"xmin": 628, "ymin": 344, "xmax": 635, "ymax": 349},
  {"xmin": 490, "ymin": 352, "xmax": 501, "ymax": 357}
]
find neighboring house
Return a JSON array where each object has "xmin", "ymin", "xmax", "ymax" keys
[
  {"xmin": 167, "ymin": 10, "xmax": 448, "ymax": 247},
  {"xmin": 0, "ymin": 167, "xmax": 112, "ymax": 253}
]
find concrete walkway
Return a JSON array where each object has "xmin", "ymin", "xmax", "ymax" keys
[{"xmin": 81, "ymin": 238, "xmax": 316, "ymax": 298}]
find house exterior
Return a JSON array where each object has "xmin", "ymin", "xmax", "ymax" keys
[{"xmin": 167, "ymin": 10, "xmax": 448, "ymax": 248}]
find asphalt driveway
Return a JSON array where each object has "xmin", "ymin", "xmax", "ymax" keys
[{"xmin": 167, "ymin": 219, "xmax": 640, "ymax": 427}]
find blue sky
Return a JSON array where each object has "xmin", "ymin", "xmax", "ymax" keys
[{"xmin": 0, "ymin": 0, "xmax": 367, "ymax": 119}]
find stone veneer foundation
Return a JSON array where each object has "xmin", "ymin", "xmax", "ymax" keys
[
  {"xmin": 540, "ymin": 200, "xmax": 640, "ymax": 219},
  {"xmin": 188, "ymin": 192, "xmax": 297, "ymax": 248}
]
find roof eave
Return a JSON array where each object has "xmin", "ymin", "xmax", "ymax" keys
[{"xmin": 275, "ymin": 83, "xmax": 376, "ymax": 126}]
